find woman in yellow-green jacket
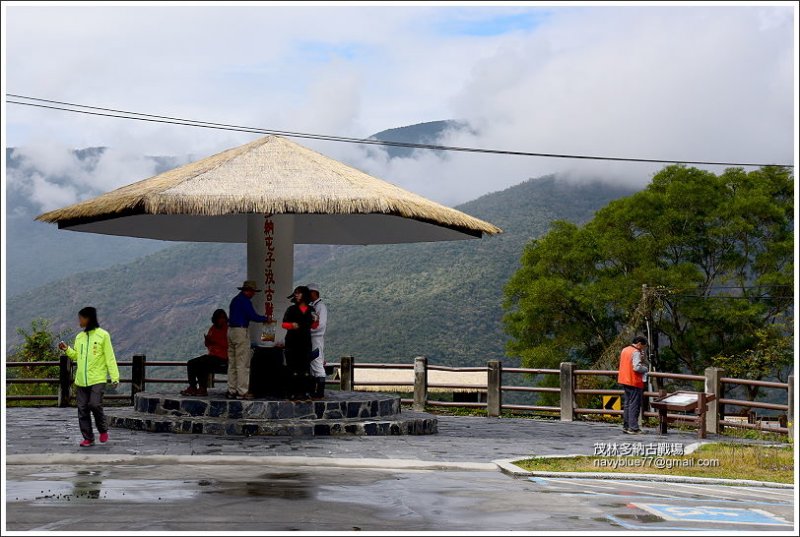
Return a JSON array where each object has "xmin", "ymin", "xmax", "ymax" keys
[{"xmin": 58, "ymin": 307, "xmax": 120, "ymax": 447}]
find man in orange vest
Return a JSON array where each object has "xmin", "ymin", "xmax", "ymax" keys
[{"xmin": 618, "ymin": 336, "xmax": 649, "ymax": 434}]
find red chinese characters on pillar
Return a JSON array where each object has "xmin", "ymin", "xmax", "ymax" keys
[{"xmin": 263, "ymin": 216, "xmax": 275, "ymax": 321}]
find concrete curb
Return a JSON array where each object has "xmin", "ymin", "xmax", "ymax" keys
[
  {"xmin": 5, "ymin": 453, "xmax": 496, "ymax": 472},
  {"xmin": 493, "ymin": 458, "xmax": 794, "ymax": 489}
]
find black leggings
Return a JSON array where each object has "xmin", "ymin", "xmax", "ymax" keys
[
  {"xmin": 76, "ymin": 384, "xmax": 106, "ymax": 440},
  {"xmin": 187, "ymin": 355, "xmax": 227, "ymax": 389}
]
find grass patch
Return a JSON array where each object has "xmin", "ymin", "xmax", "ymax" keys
[{"xmin": 514, "ymin": 442, "xmax": 794, "ymax": 484}]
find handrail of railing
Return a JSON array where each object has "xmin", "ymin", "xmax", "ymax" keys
[
  {"xmin": 143, "ymin": 378, "xmax": 185, "ymax": 383},
  {"xmin": 5, "ymin": 361, "xmax": 61, "ymax": 367},
  {"xmin": 354, "ymin": 363, "xmax": 414, "ymax": 369},
  {"xmin": 5, "ymin": 378, "xmax": 60, "ymax": 383},
  {"xmin": 6, "ymin": 377, "xmax": 134, "ymax": 384},
  {"xmin": 642, "ymin": 411, "xmax": 701, "ymax": 422},
  {"xmin": 717, "ymin": 399, "xmax": 789, "ymax": 411},
  {"xmin": 574, "ymin": 388, "xmax": 625, "ymax": 395},
  {"xmin": 648, "ymin": 371, "xmax": 706, "ymax": 381},
  {"xmin": 426, "ymin": 401, "xmax": 486, "ymax": 408},
  {"xmin": 501, "ymin": 386, "xmax": 560, "ymax": 393},
  {"xmin": 427, "ymin": 383, "xmax": 488, "ymax": 390},
  {"xmin": 351, "ymin": 381, "xmax": 413, "ymax": 387},
  {"xmin": 718, "ymin": 420, "xmax": 789, "ymax": 434},
  {"xmin": 574, "ymin": 369, "xmax": 707, "ymax": 382},
  {"xmin": 427, "ymin": 365, "xmax": 487, "ymax": 372},
  {"xmin": 503, "ymin": 404, "xmax": 559, "ymax": 412},
  {"xmin": 504, "ymin": 368, "xmax": 560, "ymax": 374},
  {"xmin": 720, "ymin": 378, "xmax": 789, "ymax": 389}
]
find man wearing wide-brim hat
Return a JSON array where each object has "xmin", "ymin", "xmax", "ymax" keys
[{"xmin": 227, "ymin": 280, "xmax": 270, "ymax": 400}]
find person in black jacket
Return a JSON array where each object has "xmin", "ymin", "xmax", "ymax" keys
[{"xmin": 282, "ymin": 286, "xmax": 318, "ymax": 400}]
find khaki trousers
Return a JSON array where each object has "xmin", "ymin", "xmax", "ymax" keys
[{"xmin": 227, "ymin": 327, "xmax": 252, "ymax": 396}]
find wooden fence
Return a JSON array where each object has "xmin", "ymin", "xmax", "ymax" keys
[{"xmin": 6, "ymin": 354, "xmax": 793, "ymax": 436}]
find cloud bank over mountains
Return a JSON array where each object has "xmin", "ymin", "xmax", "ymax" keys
[{"xmin": 5, "ymin": 5, "xmax": 794, "ymax": 211}]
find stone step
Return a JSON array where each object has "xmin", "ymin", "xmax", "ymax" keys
[
  {"xmin": 108, "ymin": 407, "xmax": 438, "ymax": 436},
  {"xmin": 133, "ymin": 391, "xmax": 400, "ymax": 421}
]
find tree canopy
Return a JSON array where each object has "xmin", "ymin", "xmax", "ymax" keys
[{"xmin": 503, "ymin": 165, "xmax": 794, "ymax": 375}]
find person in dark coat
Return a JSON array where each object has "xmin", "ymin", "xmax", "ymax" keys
[{"xmin": 281, "ymin": 286, "xmax": 318, "ymax": 399}]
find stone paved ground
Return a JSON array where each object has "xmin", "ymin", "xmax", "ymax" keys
[{"xmin": 5, "ymin": 407, "xmax": 755, "ymax": 462}]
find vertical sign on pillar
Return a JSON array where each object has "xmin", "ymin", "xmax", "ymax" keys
[
  {"xmin": 248, "ymin": 213, "xmax": 294, "ymax": 345},
  {"xmin": 264, "ymin": 216, "xmax": 275, "ymax": 323}
]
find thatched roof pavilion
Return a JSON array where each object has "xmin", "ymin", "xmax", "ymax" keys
[
  {"xmin": 37, "ymin": 135, "xmax": 501, "ymax": 243},
  {"xmin": 37, "ymin": 135, "xmax": 501, "ymax": 344}
]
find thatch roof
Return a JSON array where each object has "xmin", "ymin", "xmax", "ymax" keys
[
  {"xmin": 335, "ymin": 366, "xmax": 488, "ymax": 393},
  {"xmin": 36, "ymin": 136, "xmax": 501, "ymax": 241}
]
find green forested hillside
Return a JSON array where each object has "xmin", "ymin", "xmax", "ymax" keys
[
  {"xmin": 6, "ymin": 177, "xmax": 636, "ymax": 366},
  {"xmin": 308, "ymin": 178, "xmax": 635, "ymax": 365}
]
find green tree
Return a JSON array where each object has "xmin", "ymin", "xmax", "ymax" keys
[
  {"xmin": 712, "ymin": 318, "xmax": 793, "ymax": 401},
  {"xmin": 7, "ymin": 318, "xmax": 66, "ymax": 403},
  {"xmin": 503, "ymin": 165, "xmax": 793, "ymax": 377}
]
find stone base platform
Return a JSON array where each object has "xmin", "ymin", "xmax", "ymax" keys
[{"xmin": 108, "ymin": 391, "xmax": 438, "ymax": 437}]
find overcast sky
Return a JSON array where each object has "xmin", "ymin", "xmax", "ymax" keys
[{"xmin": 3, "ymin": 3, "xmax": 796, "ymax": 210}]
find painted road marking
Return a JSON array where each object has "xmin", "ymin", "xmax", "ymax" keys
[
  {"xmin": 664, "ymin": 482, "xmax": 786, "ymax": 500},
  {"xmin": 579, "ymin": 491, "xmax": 788, "ymax": 507},
  {"xmin": 541, "ymin": 478, "xmax": 620, "ymax": 490},
  {"xmin": 633, "ymin": 504, "xmax": 792, "ymax": 526},
  {"xmin": 604, "ymin": 514, "xmax": 708, "ymax": 532},
  {"xmin": 604, "ymin": 479, "xmax": 768, "ymax": 502},
  {"xmin": 735, "ymin": 487, "xmax": 795, "ymax": 498},
  {"xmin": 613, "ymin": 480, "xmax": 761, "ymax": 500}
]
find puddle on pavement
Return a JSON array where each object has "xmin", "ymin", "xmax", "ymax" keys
[
  {"xmin": 6, "ymin": 479, "xmax": 198, "ymax": 503},
  {"xmin": 614, "ymin": 513, "xmax": 664, "ymax": 524},
  {"xmin": 6, "ymin": 471, "xmax": 314, "ymax": 504},
  {"xmin": 7, "ymin": 471, "xmax": 314, "ymax": 504},
  {"xmin": 202, "ymin": 472, "xmax": 312, "ymax": 500}
]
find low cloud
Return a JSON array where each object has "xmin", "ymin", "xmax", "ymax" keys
[
  {"xmin": 5, "ymin": 5, "xmax": 794, "ymax": 209},
  {"xmin": 27, "ymin": 172, "xmax": 80, "ymax": 211}
]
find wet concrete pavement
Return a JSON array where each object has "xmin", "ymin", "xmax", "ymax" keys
[
  {"xmin": 7, "ymin": 407, "xmax": 720, "ymax": 460},
  {"xmin": 5, "ymin": 408, "xmax": 794, "ymax": 532},
  {"xmin": 6, "ymin": 463, "xmax": 794, "ymax": 531}
]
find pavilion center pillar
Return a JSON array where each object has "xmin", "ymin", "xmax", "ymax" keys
[{"xmin": 247, "ymin": 214, "xmax": 295, "ymax": 345}]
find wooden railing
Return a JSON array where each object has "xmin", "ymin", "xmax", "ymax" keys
[{"xmin": 6, "ymin": 355, "xmax": 794, "ymax": 437}]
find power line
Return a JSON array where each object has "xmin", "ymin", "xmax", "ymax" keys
[
  {"xmin": 7, "ymin": 93, "xmax": 794, "ymax": 168},
  {"xmin": 673, "ymin": 285, "xmax": 794, "ymax": 290},
  {"xmin": 670, "ymin": 294, "xmax": 789, "ymax": 300}
]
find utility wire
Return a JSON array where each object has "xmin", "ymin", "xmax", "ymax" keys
[
  {"xmin": 672, "ymin": 285, "xmax": 794, "ymax": 291},
  {"xmin": 670, "ymin": 295, "xmax": 789, "ymax": 300},
  {"xmin": 7, "ymin": 93, "xmax": 794, "ymax": 168}
]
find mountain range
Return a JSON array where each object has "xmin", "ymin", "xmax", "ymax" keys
[{"xmin": 5, "ymin": 122, "xmax": 637, "ymax": 368}]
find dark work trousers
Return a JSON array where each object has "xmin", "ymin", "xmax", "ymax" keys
[
  {"xmin": 622, "ymin": 384, "xmax": 643, "ymax": 430},
  {"xmin": 76, "ymin": 383, "xmax": 107, "ymax": 440},
  {"xmin": 187, "ymin": 355, "xmax": 228, "ymax": 389}
]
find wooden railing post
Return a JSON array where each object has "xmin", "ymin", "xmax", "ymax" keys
[
  {"xmin": 413, "ymin": 356, "xmax": 428, "ymax": 412},
  {"xmin": 788, "ymin": 374, "xmax": 794, "ymax": 438},
  {"xmin": 131, "ymin": 354, "xmax": 146, "ymax": 404},
  {"xmin": 340, "ymin": 356, "xmax": 354, "ymax": 392},
  {"xmin": 58, "ymin": 355, "xmax": 72, "ymax": 407},
  {"xmin": 560, "ymin": 362, "xmax": 575, "ymax": 422},
  {"xmin": 487, "ymin": 360, "xmax": 502, "ymax": 417},
  {"xmin": 696, "ymin": 392, "xmax": 707, "ymax": 439},
  {"xmin": 704, "ymin": 366, "xmax": 723, "ymax": 435}
]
